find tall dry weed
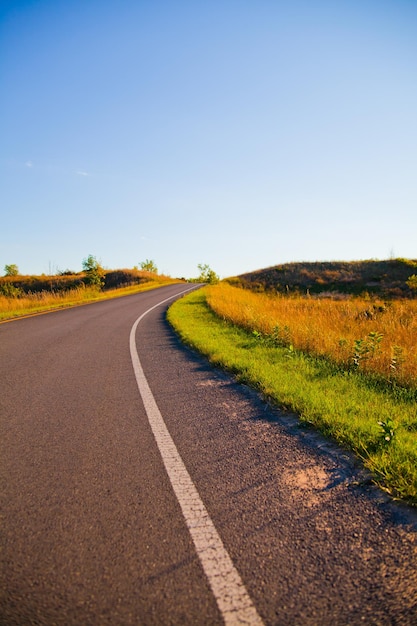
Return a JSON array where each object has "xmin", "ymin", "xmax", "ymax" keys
[
  {"xmin": 205, "ymin": 284, "xmax": 417, "ymax": 388},
  {"xmin": 0, "ymin": 286, "xmax": 103, "ymax": 318}
]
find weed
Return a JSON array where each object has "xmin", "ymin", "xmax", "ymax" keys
[
  {"xmin": 377, "ymin": 418, "xmax": 396, "ymax": 445},
  {"xmin": 0, "ymin": 283, "xmax": 23, "ymax": 298},
  {"xmin": 252, "ymin": 330, "xmax": 263, "ymax": 342},
  {"xmin": 285, "ymin": 344, "xmax": 296, "ymax": 359},
  {"xmin": 352, "ymin": 332, "xmax": 383, "ymax": 368},
  {"xmin": 390, "ymin": 346, "xmax": 405, "ymax": 375}
]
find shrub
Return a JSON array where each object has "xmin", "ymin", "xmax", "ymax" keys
[
  {"xmin": 4, "ymin": 264, "xmax": 19, "ymax": 277},
  {"xmin": 82, "ymin": 255, "xmax": 105, "ymax": 288}
]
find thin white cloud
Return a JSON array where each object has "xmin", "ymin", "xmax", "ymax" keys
[
  {"xmin": 25, "ymin": 161, "xmax": 33, "ymax": 168},
  {"xmin": 76, "ymin": 170, "xmax": 90, "ymax": 176}
]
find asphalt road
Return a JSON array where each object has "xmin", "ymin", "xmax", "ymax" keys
[{"xmin": 1, "ymin": 284, "xmax": 417, "ymax": 625}]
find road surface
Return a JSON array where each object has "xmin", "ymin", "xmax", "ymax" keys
[{"xmin": 1, "ymin": 284, "xmax": 417, "ymax": 625}]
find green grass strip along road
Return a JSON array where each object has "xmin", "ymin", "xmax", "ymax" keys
[{"xmin": 167, "ymin": 289, "xmax": 417, "ymax": 506}]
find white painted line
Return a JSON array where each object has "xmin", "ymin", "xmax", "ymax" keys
[{"xmin": 129, "ymin": 288, "xmax": 264, "ymax": 626}]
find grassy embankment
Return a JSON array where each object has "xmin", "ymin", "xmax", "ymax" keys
[
  {"xmin": 167, "ymin": 284, "xmax": 417, "ymax": 505},
  {"xmin": 236, "ymin": 258, "xmax": 417, "ymax": 299},
  {"xmin": 0, "ymin": 272, "xmax": 181, "ymax": 321}
]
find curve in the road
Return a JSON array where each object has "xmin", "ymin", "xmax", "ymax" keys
[{"xmin": 129, "ymin": 288, "xmax": 264, "ymax": 626}]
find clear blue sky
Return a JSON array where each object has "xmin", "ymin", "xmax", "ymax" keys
[{"xmin": 1, "ymin": 0, "xmax": 416, "ymax": 279}]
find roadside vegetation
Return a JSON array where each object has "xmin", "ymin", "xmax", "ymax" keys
[
  {"xmin": 0, "ymin": 257, "xmax": 182, "ymax": 321},
  {"xmin": 188, "ymin": 263, "xmax": 220, "ymax": 284},
  {"xmin": 206, "ymin": 283, "xmax": 417, "ymax": 388},
  {"xmin": 233, "ymin": 258, "xmax": 417, "ymax": 299},
  {"xmin": 0, "ymin": 258, "xmax": 220, "ymax": 321},
  {"xmin": 168, "ymin": 286, "xmax": 417, "ymax": 505}
]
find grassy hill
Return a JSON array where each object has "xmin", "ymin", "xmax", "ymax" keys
[
  {"xmin": 229, "ymin": 258, "xmax": 417, "ymax": 298},
  {"xmin": 0, "ymin": 268, "xmax": 175, "ymax": 297},
  {"xmin": 0, "ymin": 269, "xmax": 183, "ymax": 320}
]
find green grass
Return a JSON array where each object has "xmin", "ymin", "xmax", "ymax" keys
[
  {"xmin": 0, "ymin": 279, "xmax": 182, "ymax": 322},
  {"xmin": 167, "ymin": 289, "xmax": 417, "ymax": 505}
]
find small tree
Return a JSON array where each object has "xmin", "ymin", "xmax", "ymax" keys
[
  {"xmin": 407, "ymin": 274, "xmax": 417, "ymax": 292},
  {"xmin": 4, "ymin": 264, "xmax": 19, "ymax": 276},
  {"xmin": 82, "ymin": 255, "xmax": 105, "ymax": 288},
  {"xmin": 139, "ymin": 259, "xmax": 158, "ymax": 274},
  {"xmin": 197, "ymin": 263, "xmax": 219, "ymax": 284}
]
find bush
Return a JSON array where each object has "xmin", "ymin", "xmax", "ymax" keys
[
  {"xmin": 4, "ymin": 264, "xmax": 19, "ymax": 277},
  {"xmin": 197, "ymin": 263, "xmax": 219, "ymax": 284},
  {"xmin": 0, "ymin": 283, "xmax": 22, "ymax": 297},
  {"xmin": 82, "ymin": 255, "xmax": 105, "ymax": 288}
]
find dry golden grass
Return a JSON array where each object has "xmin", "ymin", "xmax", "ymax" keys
[
  {"xmin": 0, "ymin": 286, "xmax": 95, "ymax": 316},
  {"xmin": 0, "ymin": 276, "xmax": 180, "ymax": 321},
  {"xmin": 206, "ymin": 283, "xmax": 417, "ymax": 388}
]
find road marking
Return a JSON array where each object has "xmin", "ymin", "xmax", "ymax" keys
[{"xmin": 129, "ymin": 288, "xmax": 264, "ymax": 626}]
